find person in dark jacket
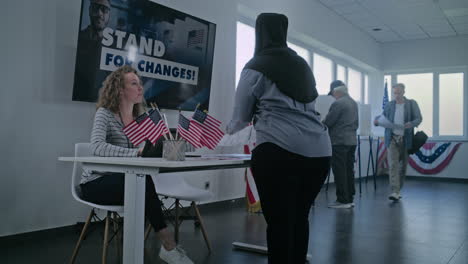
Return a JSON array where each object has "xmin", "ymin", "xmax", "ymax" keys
[
  {"xmin": 226, "ymin": 13, "xmax": 331, "ymax": 264},
  {"xmin": 73, "ymin": 0, "xmax": 111, "ymax": 102},
  {"xmin": 323, "ymin": 80, "xmax": 359, "ymax": 209}
]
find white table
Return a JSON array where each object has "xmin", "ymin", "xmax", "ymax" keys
[{"xmin": 59, "ymin": 156, "xmax": 250, "ymax": 264}]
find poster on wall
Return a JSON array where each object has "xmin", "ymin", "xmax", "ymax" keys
[{"xmin": 72, "ymin": 0, "xmax": 217, "ymax": 111}]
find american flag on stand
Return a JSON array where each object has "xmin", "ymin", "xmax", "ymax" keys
[
  {"xmin": 244, "ymin": 143, "xmax": 261, "ymax": 213},
  {"xmin": 382, "ymin": 81, "xmax": 389, "ymax": 110},
  {"xmin": 187, "ymin": 29, "xmax": 204, "ymax": 48},
  {"xmin": 177, "ymin": 113, "xmax": 203, "ymax": 148},
  {"xmin": 146, "ymin": 109, "xmax": 170, "ymax": 144},
  {"xmin": 376, "ymin": 139, "xmax": 389, "ymax": 175},
  {"xmin": 190, "ymin": 109, "xmax": 224, "ymax": 150},
  {"xmin": 123, "ymin": 112, "xmax": 153, "ymax": 146}
]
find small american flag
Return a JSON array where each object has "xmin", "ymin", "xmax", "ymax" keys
[
  {"xmin": 177, "ymin": 114, "xmax": 203, "ymax": 148},
  {"xmin": 147, "ymin": 109, "xmax": 170, "ymax": 144},
  {"xmin": 382, "ymin": 81, "xmax": 389, "ymax": 110},
  {"xmin": 191, "ymin": 109, "xmax": 224, "ymax": 150},
  {"xmin": 187, "ymin": 29, "xmax": 204, "ymax": 48},
  {"xmin": 123, "ymin": 112, "xmax": 152, "ymax": 146}
]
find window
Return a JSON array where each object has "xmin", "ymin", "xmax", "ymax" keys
[
  {"xmin": 397, "ymin": 73, "xmax": 434, "ymax": 137},
  {"xmin": 364, "ymin": 74, "xmax": 369, "ymax": 104},
  {"xmin": 235, "ymin": 23, "xmax": 313, "ymax": 89},
  {"xmin": 288, "ymin": 42, "xmax": 311, "ymax": 65},
  {"xmin": 313, "ymin": 53, "xmax": 333, "ymax": 95},
  {"xmin": 337, "ymin": 64, "xmax": 346, "ymax": 82},
  {"xmin": 235, "ymin": 22, "xmax": 369, "ymax": 110},
  {"xmin": 348, "ymin": 67, "xmax": 362, "ymax": 103},
  {"xmin": 439, "ymin": 73, "xmax": 464, "ymax": 136},
  {"xmin": 235, "ymin": 22, "xmax": 255, "ymax": 87},
  {"xmin": 386, "ymin": 70, "xmax": 466, "ymax": 139}
]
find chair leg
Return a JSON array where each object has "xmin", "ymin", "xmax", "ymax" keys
[
  {"xmin": 70, "ymin": 209, "xmax": 95, "ymax": 264},
  {"xmin": 192, "ymin": 202, "xmax": 212, "ymax": 253},
  {"xmin": 174, "ymin": 199, "xmax": 180, "ymax": 243},
  {"xmin": 112, "ymin": 212, "xmax": 122, "ymax": 264},
  {"xmin": 102, "ymin": 211, "xmax": 111, "ymax": 264}
]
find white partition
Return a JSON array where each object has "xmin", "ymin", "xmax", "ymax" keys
[
  {"xmin": 315, "ymin": 95, "xmax": 335, "ymax": 121},
  {"xmin": 358, "ymin": 103, "xmax": 371, "ymax": 137}
]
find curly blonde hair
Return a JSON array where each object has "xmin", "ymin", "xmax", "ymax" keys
[{"xmin": 96, "ymin": 65, "xmax": 145, "ymax": 117}]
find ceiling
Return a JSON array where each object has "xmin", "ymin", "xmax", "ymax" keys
[{"xmin": 318, "ymin": 0, "xmax": 468, "ymax": 43}]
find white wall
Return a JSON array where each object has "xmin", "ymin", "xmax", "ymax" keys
[
  {"xmin": 0, "ymin": 0, "xmax": 381, "ymax": 236},
  {"xmin": 382, "ymin": 36, "xmax": 468, "ymax": 71},
  {"xmin": 1, "ymin": 0, "xmax": 97, "ymax": 237}
]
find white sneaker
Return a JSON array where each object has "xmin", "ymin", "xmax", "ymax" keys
[
  {"xmin": 159, "ymin": 245, "xmax": 194, "ymax": 264},
  {"xmin": 388, "ymin": 193, "xmax": 401, "ymax": 201},
  {"xmin": 328, "ymin": 202, "xmax": 353, "ymax": 209}
]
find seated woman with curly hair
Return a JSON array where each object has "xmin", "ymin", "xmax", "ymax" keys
[{"xmin": 79, "ymin": 65, "xmax": 193, "ymax": 264}]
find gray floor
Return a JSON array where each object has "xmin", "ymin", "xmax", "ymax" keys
[{"xmin": 1, "ymin": 176, "xmax": 468, "ymax": 264}]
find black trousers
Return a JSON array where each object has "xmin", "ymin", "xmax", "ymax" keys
[
  {"xmin": 80, "ymin": 174, "xmax": 167, "ymax": 232},
  {"xmin": 331, "ymin": 145, "xmax": 357, "ymax": 204},
  {"xmin": 251, "ymin": 143, "xmax": 330, "ymax": 264}
]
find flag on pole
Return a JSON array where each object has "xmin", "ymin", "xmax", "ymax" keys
[
  {"xmin": 123, "ymin": 112, "xmax": 152, "ymax": 146},
  {"xmin": 147, "ymin": 109, "xmax": 170, "ymax": 144},
  {"xmin": 244, "ymin": 143, "xmax": 261, "ymax": 213},
  {"xmin": 191, "ymin": 109, "xmax": 224, "ymax": 150},
  {"xmin": 376, "ymin": 139, "xmax": 389, "ymax": 175},
  {"xmin": 177, "ymin": 113, "xmax": 203, "ymax": 148},
  {"xmin": 382, "ymin": 81, "xmax": 389, "ymax": 110}
]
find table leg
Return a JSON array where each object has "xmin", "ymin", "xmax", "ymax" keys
[{"xmin": 123, "ymin": 173, "xmax": 146, "ymax": 264}]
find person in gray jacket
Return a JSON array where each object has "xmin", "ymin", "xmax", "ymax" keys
[
  {"xmin": 323, "ymin": 80, "xmax": 359, "ymax": 209},
  {"xmin": 226, "ymin": 13, "xmax": 331, "ymax": 264},
  {"xmin": 374, "ymin": 83, "xmax": 422, "ymax": 201}
]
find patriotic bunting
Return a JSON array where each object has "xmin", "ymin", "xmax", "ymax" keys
[
  {"xmin": 377, "ymin": 141, "xmax": 462, "ymax": 175},
  {"xmin": 408, "ymin": 142, "xmax": 462, "ymax": 174}
]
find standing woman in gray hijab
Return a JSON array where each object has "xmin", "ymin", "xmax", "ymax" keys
[{"xmin": 226, "ymin": 13, "xmax": 332, "ymax": 264}]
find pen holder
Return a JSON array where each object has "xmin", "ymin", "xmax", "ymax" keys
[{"xmin": 163, "ymin": 140, "xmax": 186, "ymax": 161}]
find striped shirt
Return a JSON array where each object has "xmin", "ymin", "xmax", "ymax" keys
[{"xmin": 80, "ymin": 107, "xmax": 140, "ymax": 184}]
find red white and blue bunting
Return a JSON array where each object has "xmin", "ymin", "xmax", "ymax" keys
[
  {"xmin": 408, "ymin": 142, "xmax": 462, "ymax": 174},
  {"xmin": 377, "ymin": 141, "xmax": 462, "ymax": 175}
]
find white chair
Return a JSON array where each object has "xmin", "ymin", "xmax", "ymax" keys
[
  {"xmin": 146, "ymin": 173, "xmax": 214, "ymax": 253},
  {"xmin": 70, "ymin": 143, "xmax": 123, "ymax": 264}
]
